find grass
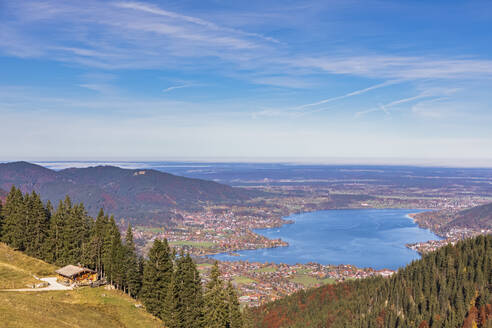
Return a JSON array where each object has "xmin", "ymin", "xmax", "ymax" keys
[
  {"xmin": 255, "ymin": 266, "xmax": 277, "ymax": 273},
  {"xmin": 233, "ymin": 276, "xmax": 256, "ymax": 285},
  {"xmin": 0, "ymin": 288, "xmax": 161, "ymax": 328},
  {"xmin": 0, "ymin": 243, "xmax": 57, "ymax": 289},
  {"xmin": 0, "ymin": 243, "xmax": 162, "ymax": 327},
  {"xmin": 289, "ymin": 274, "xmax": 336, "ymax": 288},
  {"xmin": 169, "ymin": 240, "xmax": 215, "ymax": 248}
]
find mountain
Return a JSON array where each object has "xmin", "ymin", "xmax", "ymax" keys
[
  {"xmin": 249, "ymin": 235, "xmax": 492, "ymax": 327},
  {"xmin": 0, "ymin": 243, "xmax": 161, "ymax": 328},
  {"xmin": 0, "ymin": 161, "xmax": 257, "ymax": 224}
]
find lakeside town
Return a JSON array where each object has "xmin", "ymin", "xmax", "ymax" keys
[
  {"xmin": 127, "ymin": 191, "xmax": 491, "ymax": 307},
  {"xmin": 197, "ymin": 260, "xmax": 394, "ymax": 307}
]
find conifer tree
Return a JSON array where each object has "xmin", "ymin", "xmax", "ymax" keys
[
  {"xmin": 24, "ymin": 191, "xmax": 50, "ymax": 258},
  {"xmin": 226, "ymin": 281, "xmax": 243, "ymax": 328},
  {"xmin": 167, "ymin": 253, "xmax": 204, "ymax": 328},
  {"xmin": 82, "ymin": 209, "xmax": 108, "ymax": 275},
  {"xmin": 124, "ymin": 223, "xmax": 142, "ymax": 297},
  {"xmin": 102, "ymin": 215, "xmax": 119, "ymax": 279},
  {"xmin": 1, "ymin": 186, "xmax": 27, "ymax": 250},
  {"xmin": 109, "ymin": 228, "xmax": 125, "ymax": 288},
  {"xmin": 204, "ymin": 261, "xmax": 229, "ymax": 328},
  {"xmin": 140, "ymin": 238, "xmax": 174, "ymax": 318}
]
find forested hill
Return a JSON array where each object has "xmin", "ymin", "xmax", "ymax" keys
[
  {"xmin": 414, "ymin": 202, "xmax": 492, "ymax": 236},
  {"xmin": 249, "ymin": 235, "xmax": 492, "ymax": 328},
  {"xmin": 0, "ymin": 161, "xmax": 257, "ymax": 224},
  {"xmin": 448, "ymin": 202, "xmax": 492, "ymax": 231}
]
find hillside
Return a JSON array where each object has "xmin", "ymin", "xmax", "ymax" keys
[
  {"xmin": 0, "ymin": 161, "xmax": 257, "ymax": 225},
  {"xmin": 414, "ymin": 202, "xmax": 492, "ymax": 236},
  {"xmin": 249, "ymin": 235, "xmax": 492, "ymax": 327},
  {"xmin": 0, "ymin": 243, "xmax": 161, "ymax": 328},
  {"xmin": 448, "ymin": 202, "xmax": 492, "ymax": 230},
  {"xmin": 0, "ymin": 243, "xmax": 57, "ymax": 289}
]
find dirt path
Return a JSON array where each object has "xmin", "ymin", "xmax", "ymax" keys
[{"xmin": 0, "ymin": 277, "xmax": 73, "ymax": 292}]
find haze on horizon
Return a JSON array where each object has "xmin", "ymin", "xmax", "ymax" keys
[{"xmin": 1, "ymin": 1, "xmax": 491, "ymax": 165}]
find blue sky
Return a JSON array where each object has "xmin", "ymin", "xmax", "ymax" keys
[{"xmin": 1, "ymin": 0, "xmax": 491, "ymax": 165}]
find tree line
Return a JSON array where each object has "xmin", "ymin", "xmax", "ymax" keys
[{"xmin": 0, "ymin": 186, "xmax": 244, "ymax": 328}]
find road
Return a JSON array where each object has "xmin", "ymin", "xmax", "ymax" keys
[{"xmin": 0, "ymin": 277, "xmax": 73, "ymax": 292}]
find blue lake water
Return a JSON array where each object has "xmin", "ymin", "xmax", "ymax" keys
[{"xmin": 210, "ymin": 209, "xmax": 441, "ymax": 270}]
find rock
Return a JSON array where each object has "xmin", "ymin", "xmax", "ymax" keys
[
  {"xmin": 35, "ymin": 282, "xmax": 49, "ymax": 288},
  {"xmin": 135, "ymin": 303, "xmax": 143, "ymax": 308}
]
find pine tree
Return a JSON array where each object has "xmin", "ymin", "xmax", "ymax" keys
[
  {"xmin": 82, "ymin": 209, "xmax": 108, "ymax": 275},
  {"xmin": 45, "ymin": 197, "xmax": 71, "ymax": 265},
  {"xmin": 204, "ymin": 261, "xmax": 229, "ymax": 328},
  {"xmin": 1, "ymin": 186, "xmax": 27, "ymax": 250},
  {"xmin": 226, "ymin": 281, "xmax": 243, "ymax": 328},
  {"xmin": 124, "ymin": 223, "xmax": 142, "ymax": 297},
  {"xmin": 102, "ymin": 215, "xmax": 119, "ymax": 280},
  {"xmin": 140, "ymin": 238, "xmax": 174, "ymax": 318},
  {"xmin": 167, "ymin": 253, "xmax": 204, "ymax": 328},
  {"xmin": 24, "ymin": 191, "xmax": 50, "ymax": 258},
  {"xmin": 109, "ymin": 228, "xmax": 125, "ymax": 288}
]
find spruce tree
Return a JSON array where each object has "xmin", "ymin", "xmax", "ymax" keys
[
  {"xmin": 167, "ymin": 253, "xmax": 204, "ymax": 328},
  {"xmin": 124, "ymin": 224, "xmax": 142, "ymax": 297},
  {"xmin": 1, "ymin": 186, "xmax": 27, "ymax": 250},
  {"xmin": 83, "ymin": 209, "xmax": 108, "ymax": 275},
  {"xmin": 102, "ymin": 215, "xmax": 119, "ymax": 279},
  {"xmin": 140, "ymin": 238, "xmax": 174, "ymax": 318},
  {"xmin": 204, "ymin": 261, "xmax": 229, "ymax": 328},
  {"xmin": 226, "ymin": 281, "xmax": 243, "ymax": 328},
  {"xmin": 24, "ymin": 191, "xmax": 50, "ymax": 258}
]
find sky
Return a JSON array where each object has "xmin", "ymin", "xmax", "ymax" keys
[{"xmin": 1, "ymin": 0, "xmax": 492, "ymax": 166}]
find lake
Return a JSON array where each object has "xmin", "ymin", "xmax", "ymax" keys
[{"xmin": 210, "ymin": 209, "xmax": 441, "ymax": 270}]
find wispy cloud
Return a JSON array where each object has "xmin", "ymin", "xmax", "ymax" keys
[
  {"xmin": 354, "ymin": 89, "xmax": 458, "ymax": 118},
  {"xmin": 114, "ymin": 1, "xmax": 281, "ymax": 44},
  {"xmin": 296, "ymin": 80, "xmax": 400, "ymax": 110},
  {"xmin": 288, "ymin": 55, "xmax": 492, "ymax": 80},
  {"xmin": 162, "ymin": 84, "xmax": 194, "ymax": 93}
]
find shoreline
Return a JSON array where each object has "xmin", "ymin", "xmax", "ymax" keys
[{"xmin": 208, "ymin": 208, "xmax": 434, "ymax": 271}]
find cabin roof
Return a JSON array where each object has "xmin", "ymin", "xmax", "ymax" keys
[{"xmin": 55, "ymin": 265, "xmax": 95, "ymax": 278}]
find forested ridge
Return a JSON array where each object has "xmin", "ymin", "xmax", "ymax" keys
[
  {"xmin": 0, "ymin": 186, "xmax": 243, "ymax": 328},
  {"xmin": 0, "ymin": 161, "xmax": 257, "ymax": 225},
  {"xmin": 249, "ymin": 235, "xmax": 492, "ymax": 328}
]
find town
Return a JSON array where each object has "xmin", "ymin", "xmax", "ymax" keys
[{"xmin": 197, "ymin": 260, "xmax": 394, "ymax": 307}]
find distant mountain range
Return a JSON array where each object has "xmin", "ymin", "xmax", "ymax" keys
[{"xmin": 0, "ymin": 161, "xmax": 257, "ymax": 224}]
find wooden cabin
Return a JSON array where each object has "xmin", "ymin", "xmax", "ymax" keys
[{"xmin": 56, "ymin": 265, "xmax": 97, "ymax": 285}]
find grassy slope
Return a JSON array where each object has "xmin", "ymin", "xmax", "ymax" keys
[
  {"xmin": 0, "ymin": 288, "xmax": 162, "ymax": 328},
  {"xmin": 0, "ymin": 243, "xmax": 162, "ymax": 328},
  {"xmin": 0, "ymin": 243, "xmax": 57, "ymax": 289}
]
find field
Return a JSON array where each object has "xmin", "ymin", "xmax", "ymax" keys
[
  {"xmin": 233, "ymin": 276, "xmax": 256, "ymax": 285},
  {"xmin": 255, "ymin": 266, "xmax": 277, "ymax": 273},
  {"xmin": 289, "ymin": 274, "xmax": 335, "ymax": 288},
  {"xmin": 169, "ymin": 240, "xmax": 215, "ymax": 248},
  {"xmin": 0, "ymin": 243, "xmax": 57, "ymax": 289},
  {"xmin": 0, "ymin": 243, "xmax": 161, "ymax": 327}
]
